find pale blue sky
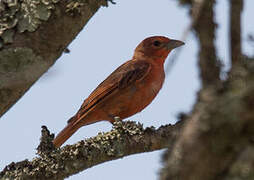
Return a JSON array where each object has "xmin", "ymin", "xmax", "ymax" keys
[{"xmin": 1, "ymin": 0, "xmax": 253, "ymax": 179}]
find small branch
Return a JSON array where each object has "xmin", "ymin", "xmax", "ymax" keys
[
  {"xmin": 193, "ymin": 0, "xmax": 221, "ymax": 86},
  {"xmin": 165, "ymin": 0, "xmax": 205, "ymax": 75},
  {"xmin": 229, "ymin": 0, "xmax": 243, "ymax": 66},
  {"xmin": 168, "ymin": 0, "xmax": 220, "ymax": 85},
  {"xmin": 0, "ymin": 120, "xmax": 184, "ymax": 180}
]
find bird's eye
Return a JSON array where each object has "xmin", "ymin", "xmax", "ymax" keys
[{"xmin": 153, "ymin": 40, "xmax": 161, "ymax": 47}]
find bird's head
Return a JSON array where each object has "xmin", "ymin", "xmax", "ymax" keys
[{"xmin": 133, "ymin": 36, "xmax": 184, "ymax": 64}]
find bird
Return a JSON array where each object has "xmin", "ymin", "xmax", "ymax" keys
[{"xmin": 53, "ymin": 36, "xmax": 184, "ymax": 147}]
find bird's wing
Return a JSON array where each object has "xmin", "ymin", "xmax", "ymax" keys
[{"xmin": 68, "ymin": 60, "xmax": 151, "ymax": 124}]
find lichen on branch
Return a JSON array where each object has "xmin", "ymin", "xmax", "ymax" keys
[
  {"xmin": 0, "ymin": 120, "xmax": 181, "ymax": 180},
  {"xmin": 0, "ymin": 0, "xmax": 60, "ymax": 46}
]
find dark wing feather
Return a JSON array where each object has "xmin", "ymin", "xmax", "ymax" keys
[{"xmin": 118, "ymin": 61, "xmax": 149, "ymax": 89}]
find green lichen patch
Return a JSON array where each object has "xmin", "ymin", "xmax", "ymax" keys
[
  {"xmin": 66, "ymin": 1, "xmax": 85, "ymax": 14},
  {"xmin": 65, "ymin": 0, "xmax": 110, "ymax": 14},
  {"xmin": 0, "ymin": 0, "xmax": 19, "ymax": 35},
  {"xmin": 17, "ymin": 0, "xmax": 60, "ymax": 33},
  {"xmin": 0, "ymin": 120, "xmax": 168, "ymax": 179},
  {"xmin": 77, "ymin": 120, "xmax": 144, "ymax": 157},
  {"xmin": 112, "ymin": 119, "xmax": 144, "ymax": 136},
  {"xmin": 0, "ymin": 0, "xmax": 60, "ymax": 45},
  {"xmin": 58, "ymin": 120, "xmax": 145, "ymax": 159}
]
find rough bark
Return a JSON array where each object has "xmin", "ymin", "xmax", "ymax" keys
[
  {"xmin": 1, "ymin": 0, "xmax": 253, "ymax": 180},
  {"xmin": 0, "ymin": 0, "xmax": 108, "ymax": 117},
  {"xmin": 229, "ymin": 0, "xmax": 243, "ymax": 66},
  {"xmin": 160, "ymin": 57, "xmax": 254, "ymax": 180},
  {"xmin": 0, "ymin": 120, "xmax": 183, "ymax": 180},
  {"xmin": 193, "ymin": 0, "xmax": 221, "ymax": 87},
  {"xmin": 160, "ymin": 0, "xmax": 254, "ymax": 179}
]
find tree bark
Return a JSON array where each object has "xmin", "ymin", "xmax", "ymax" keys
[
  {"xmin": 160, "ymin": 57, "xmax": 254, "ymax": 180},
  {"xmin": 229, "ymin": 0, "xmax": 243, "ymax": 66},
  {"xmin": 0, "ymin": 121, "xmax": 183, "ymax": 180},
  {"xmin": 0, "ymin": 0, "xmax": 108, "ymax": 117},
  {"xmin": 1, "ymin": 0, "xmax": 254, "ymax": 180},
  {"xmin": 193, "ymin": 0, "xmax": 221, "ymax": 87},
  {"xmin": 160, "ymin": 0, "xmax": 254, "ymax": 179}
]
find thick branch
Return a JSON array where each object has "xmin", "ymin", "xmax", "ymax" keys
[
  {"xmin": 0, "ymin": 120, "xmax": 183, "ymax": 180},
  {"xmin": 224, "ymin": 144, "xmax": 254, "ymax": 180},
  {"xmin": 193, "ymin": 0, "xmax": 221, "ymax": 86},
  {"xmin": 161, "ymin": 1, "xmax": 253, "ymax": 179},
  {"xmin": 0, "ymin": 0, "xmax": 108, "ymax": 117},
  {"xmin": 160, "ymin": 58, "xmax": 254, "ymax": 180},
  {"xmin": 229, "ymin": 0, "xmax": 243, "ymax": 66}
]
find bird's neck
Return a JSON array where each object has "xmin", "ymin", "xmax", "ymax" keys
[{"xmin": 132, "ymin": 52, "xmax": 167, "ymax": 67}]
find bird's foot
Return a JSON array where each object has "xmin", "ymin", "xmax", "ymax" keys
[
  {"xmin": 112, "ymin": 116, "xmax": 124, "ymax": 127},
  {"xmin": 113, "ymin": 116, "xmax": 122, "ymax": 122}
]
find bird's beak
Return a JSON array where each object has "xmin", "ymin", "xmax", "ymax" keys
[{"xmin": 166, "ymin": 39, "xmax": 185, "ymax": 50}]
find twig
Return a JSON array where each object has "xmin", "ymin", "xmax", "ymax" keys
[
  {"xmin": 193, "ymin": 0, "xmax": 220, "ymax": 86},
  {"xmin": 165, "ymin": 0, "xmax": 206, "ymax": 75}
]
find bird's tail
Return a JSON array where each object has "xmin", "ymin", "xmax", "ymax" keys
[{"xmin": 53, "ymin": 116, "xmax": 80, "ymax": 148}]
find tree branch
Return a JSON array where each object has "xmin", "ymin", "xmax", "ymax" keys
[
  {"xmin": 0, "ymin": 120, "xmax": 184, "ymax": 180},
  {"xmin": 160, "ymin": 57, "xmax": 254, "ymax": 180},
  {"xmin": 0, "ymin": 0, "xmax": 108, "ymax": 118},
  {"xmin": 223, "ymin": 144, "xmax": 254, "ymax": 179},
  {"xmin": 229, "ymin": 0, "xmax": 243, "ymax": 66},
  {"xmin": 161, "ymin": 1, "xmax": 254, "ymax": 179},
  {"xmin": 193, "ymin": 0, "xmax": 221, "ymax": 86},
  {"xmin": 165, "ymin": 0, "xmax": 205, "ymax": 75}
]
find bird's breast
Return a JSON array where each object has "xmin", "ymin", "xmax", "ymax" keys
[
  {"xmin": 138, "ymin": 65, "xmax": 165, "ymax": 99},
  {"xmin": 127, "ymin": 65, "xmax": 165, "ymax": 114}
]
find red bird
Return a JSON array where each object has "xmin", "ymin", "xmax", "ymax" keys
[{"xmin": 53, "ymin": 36, "xmax": 184, "ymax": 147}]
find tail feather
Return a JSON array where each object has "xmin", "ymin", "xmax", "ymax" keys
[
  {"xmin": 53, "ymin": 115, "xmax": 102, "ymax": 147},
  {"xmin": 53, "ymin": 117, "xmax": 80, "ymax": 148}
]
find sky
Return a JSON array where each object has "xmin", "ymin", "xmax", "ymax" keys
[{"xmin": 1, "ymin": 0, "xmax": 254, "ymax": 179}]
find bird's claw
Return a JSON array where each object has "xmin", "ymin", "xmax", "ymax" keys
[{"xmin": 114, "ymin": 116, "xmax": 121, "ymax": 122}]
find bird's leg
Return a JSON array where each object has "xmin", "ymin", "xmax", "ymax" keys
[
  {"xmin": 108, "ymin": 114, "xmax": 122, "ymax": 124},
  {"xmin": 114, "ymin": 116, "xmax": 122, "ymax": 122},
  {"xmin": 112, "ymin": 116, "xmax": 125, "ymax": 128}
]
